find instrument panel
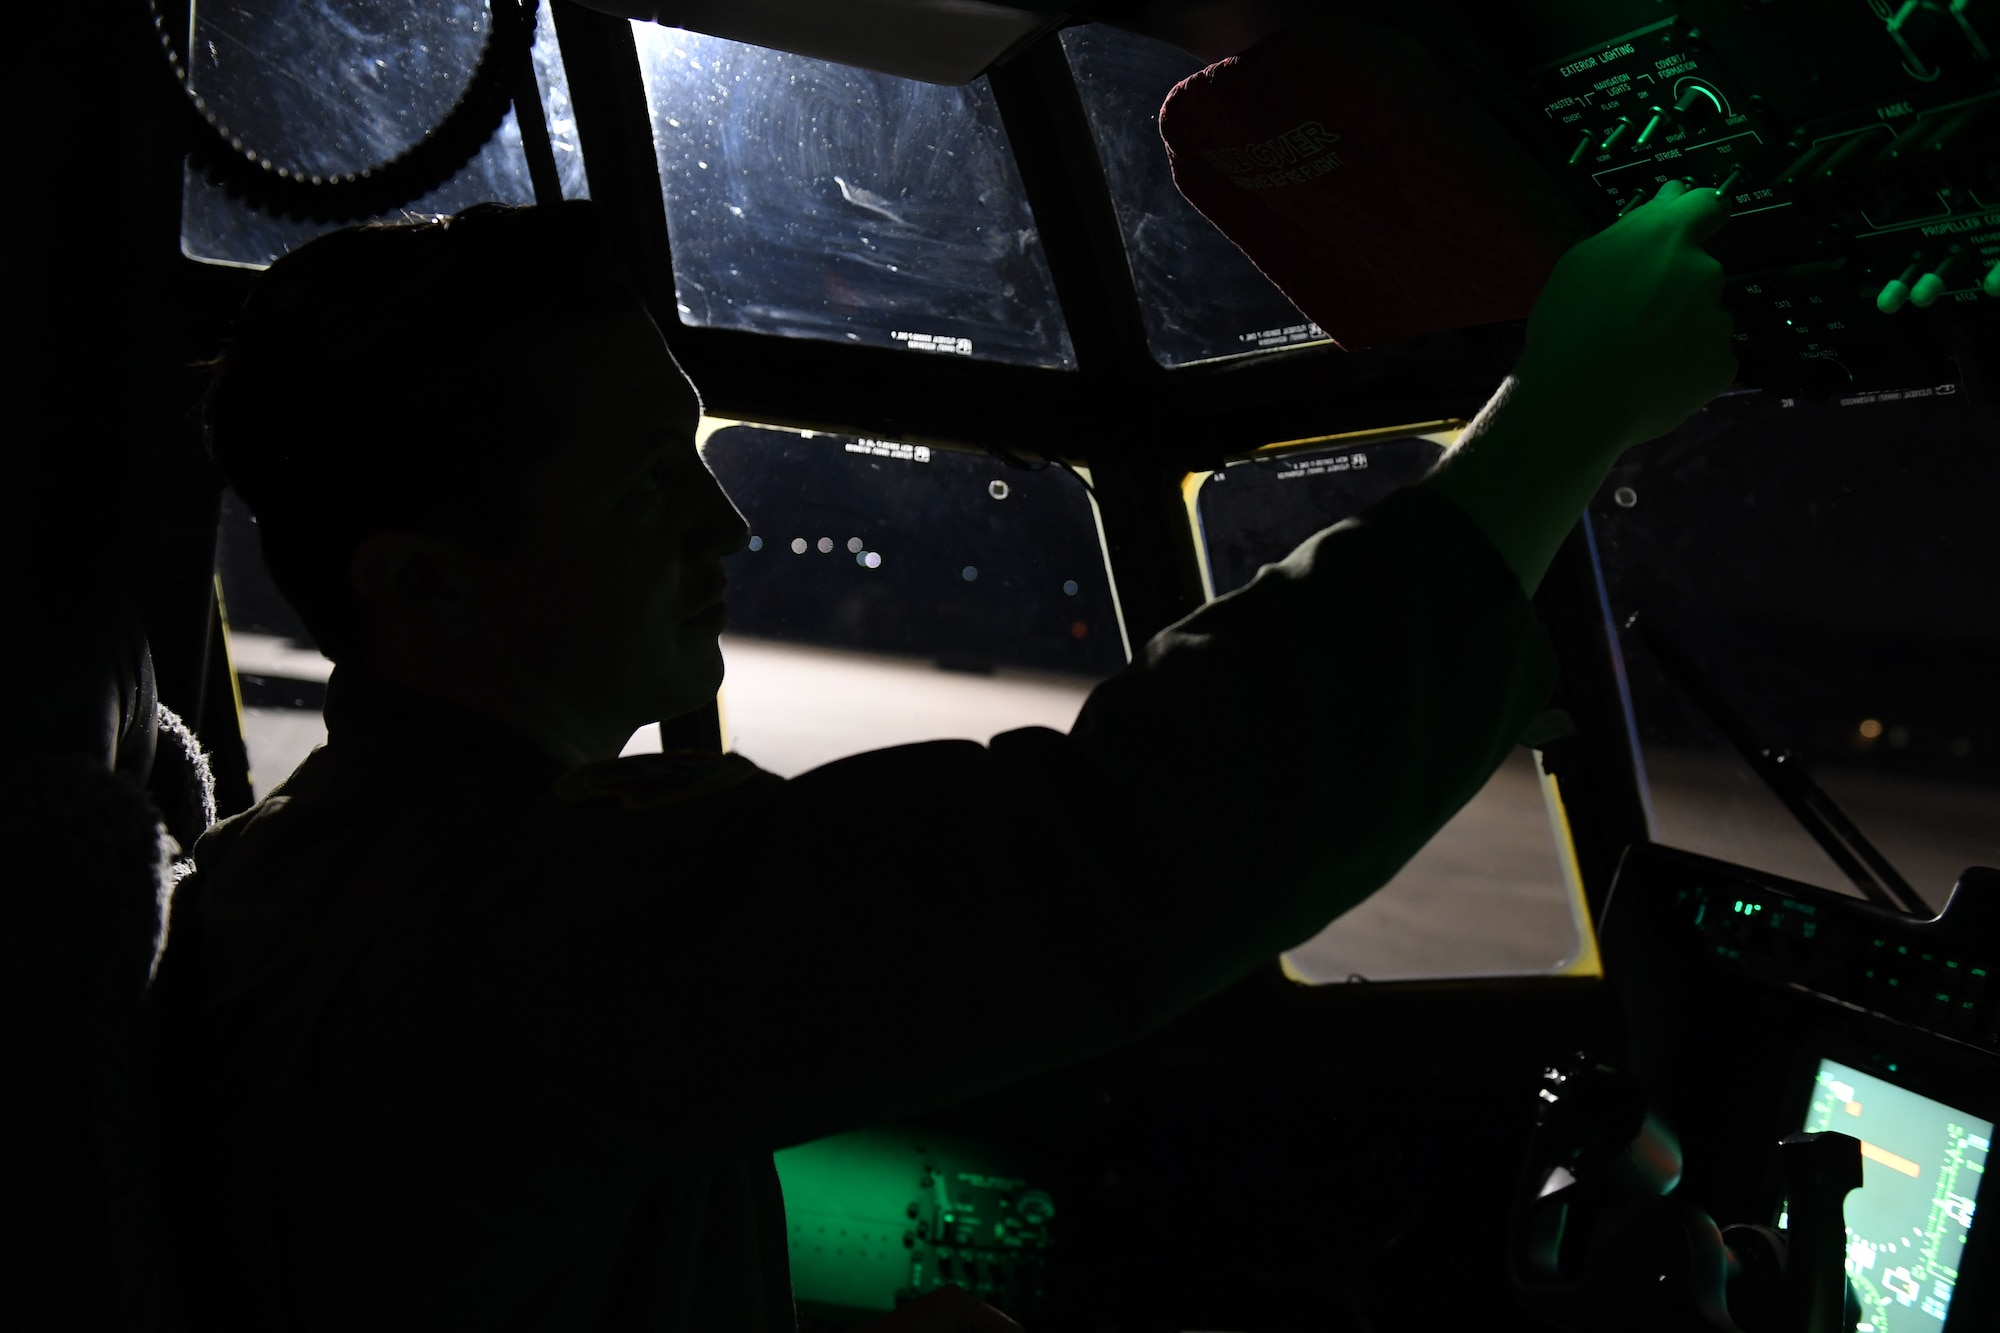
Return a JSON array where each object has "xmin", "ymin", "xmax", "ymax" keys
[
  {"xmin": 1516, "ymin": 2, "xmax": 1999, "ymax": 402},
  {"xmin": 1596, "ymin": 842, "xmax": 1999, "ymax": 1329}
]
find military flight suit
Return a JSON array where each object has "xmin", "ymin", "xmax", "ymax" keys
[{"xmin": 152, "ymin": 484, "xmax": 1557, "ymax": 1330}]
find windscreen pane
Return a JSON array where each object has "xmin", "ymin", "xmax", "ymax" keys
[
  {"xmin": 182, "ymin": 0, "xmax": 587, "ymax": 268},
  {"xmin": 1191, "ymin": 436, "xmax": 1589, "ymax": 982},
  {"xmin": 702, "ymin": 424, "xmax": 1124, "ymax": 776},
  {"xmin": 1593, "ymin": 391, "xmax": 2000, "ymax": 906},
  {"xmin": 1059, "ymin": 24, "xmax": 1330, "ymax": 368},
  {"xmin": 635, "ymin": 27, "xmax": 1075, "ymax": 370}
]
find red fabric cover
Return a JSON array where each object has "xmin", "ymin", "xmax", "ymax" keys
[{"xmin": 1159, "ymin": 14, "xmax": 1589, "ymax": 351}]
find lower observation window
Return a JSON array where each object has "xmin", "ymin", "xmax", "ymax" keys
[
  {"xmin": 215, "ymin": 488, "xmax": 334, "ymax": 801},
  {"xmin": 1190, "ymin": 430, "xmax": 1592, "ymax": 982},
  {"xmin": 702, "ymin": 423, "xmax": 1126, "ymax": 776}
]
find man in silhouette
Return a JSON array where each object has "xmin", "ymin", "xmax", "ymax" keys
[{"xmin": 156, "ymin": 183, "xmax": 1734, "ymax": 1330}]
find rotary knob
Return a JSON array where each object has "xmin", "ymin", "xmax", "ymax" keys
[{"xmin": 1636, "ymin": 84, "xmax": 1725, "ymax": 148}]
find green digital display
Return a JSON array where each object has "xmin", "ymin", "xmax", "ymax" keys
[{"xmin": 1797, "ymin": 1059, "xmax": 1991, "ymax": 1331}]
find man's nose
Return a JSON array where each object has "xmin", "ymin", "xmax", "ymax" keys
[{"xmin": 704, "ymin": 478, "xmax": 751, "ymax": 558}]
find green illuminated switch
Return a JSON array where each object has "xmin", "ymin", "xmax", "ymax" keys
[{"xmin": 1911, "ymin": 247, "xmax": 1968, "ymax": 308}]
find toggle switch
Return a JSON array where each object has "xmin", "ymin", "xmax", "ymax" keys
[
  {"xmin": 1568, "ymin": 129, "xmax": 1596, "ymax": 167},
  {"xmin": 1959, "ymin": 7, "xmax": 1995, "ymax": 62},
  {"xmin": 1913, "ymin": 104, "xmax": 1984, "ymax": 159},
  {"xmin": 1877, "ymin": 252, "xmax": 1930, "ymax": 313},
  {"xmin": 1601, "ymin": 117, "xmax": 1634, "ymax": 152},
  {"xmin": 1983, "ymin": 259, "xmax": 2000, "ymax": 299},
  {"xmin": 1715, "ymin": 167, "xmax": 1743, "ymax": 198},
  {"xmin": 1815, "ymin": 129, "xmax": 1892, "ymax": 184},
  {"xmin": 1774, "ymin": 138, "xmax": 1837, "ymax": 190},
  {"xmin": 1910, "ymin": 246, "xmax": 1967, "ymax": 307},
  {"xmin": 1880, "ymin": 107, "xmax": 1955, "ymax": 163},
  {"xmin": 1636, "ymin": 85, "xmax": 1724, "ymax": 148}
]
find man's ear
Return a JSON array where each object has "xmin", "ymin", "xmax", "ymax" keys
[{"xmin": 349, "ymin": 532, "xmax": 479, "ymax": 640}]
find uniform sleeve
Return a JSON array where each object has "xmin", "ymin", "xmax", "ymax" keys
[{"xmin": 439, "ymin": 484, "xmax": 1558, "ymax": 1163}]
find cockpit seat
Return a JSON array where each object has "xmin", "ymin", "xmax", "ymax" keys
[{"xmin": 3, "ymin": 596, "xmax": 209, "ymax": 1331}]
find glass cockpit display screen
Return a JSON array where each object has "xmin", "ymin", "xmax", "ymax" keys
[{"xmin": 1798, "ymin": 1059, "xmax": 1991, "ymax": 1330}]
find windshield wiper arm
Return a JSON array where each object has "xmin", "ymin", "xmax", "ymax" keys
[{"xmin": 1630, "ymin": 614, "xmax": 1933, "ymax": 917}]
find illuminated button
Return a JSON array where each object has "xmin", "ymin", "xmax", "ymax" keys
[{"xmin": 1911, "ymin": 246, "xmax": 1967, "ymax": 308}]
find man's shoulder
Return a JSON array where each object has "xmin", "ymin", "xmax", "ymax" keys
[{"xmin": 546, "ymin": 750, "xmax": 775, "ymax": 815}]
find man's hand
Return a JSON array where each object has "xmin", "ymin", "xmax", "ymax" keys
[
  {"xmin": 1423, "ymin": 179, "xmax": 1737, "ymax": 595},
  {"xmin": 1513, "ymin": 178, "xmax": 1739, "ymax": 455},
  {"xmin": 851, "ymin": 1285, "xmax": 1024, "ymax": 1332}
]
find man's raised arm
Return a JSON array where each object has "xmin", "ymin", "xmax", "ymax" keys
[{"xmin": 1426, "ymin": 178, "xmax": 1738, "ymax": 596}]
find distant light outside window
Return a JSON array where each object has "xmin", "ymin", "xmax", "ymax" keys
[
  {"xmin": 701, "ymin": 423, "xmax": 1124, "ymax": 777},
  {"xmin": 633, "ymin": 25, "xmax": 1076, "ymax": 370},
  {"xmin": 182, "ymin": 0, "xmax": 587, "ymax": 269},
  {"xmin": 1059, "ymin": 25, "xmax": 1331, "ymax": 368},
  {"xmin": 1190, "ymin": 434, "xmax": 1593, "ymax": 982}
]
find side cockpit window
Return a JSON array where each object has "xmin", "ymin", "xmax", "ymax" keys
[
  {"xmin": 1059, "ymin": 24, "xmax": 1333, "ymax": 368},
  {"xmin": 181, "ymin": 0, "xmax": 586, "ymax": 269},
  {"xmin": 1593, "ymin": 393, "xmax": 2000, "ymax": 908}
]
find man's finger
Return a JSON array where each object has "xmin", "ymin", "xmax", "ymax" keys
[{"xmin": 1674, "ymin": 180, "xmax": 1732, "ymax": 244}]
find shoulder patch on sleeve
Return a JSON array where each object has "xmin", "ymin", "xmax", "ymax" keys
[{"xmin": 553, "ymin": 750, "xmax": 763, "ymax": 811}]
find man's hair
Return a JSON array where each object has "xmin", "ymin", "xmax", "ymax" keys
[{"xmin": 204, "ymin": 201, "xmax": 644, "ymax": 661}]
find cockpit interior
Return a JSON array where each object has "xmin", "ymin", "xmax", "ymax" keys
[{"xmin": 9, "ymin": 2, "xmax": 1997, "ymax": 1330}]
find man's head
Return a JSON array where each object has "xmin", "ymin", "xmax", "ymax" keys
[{"xmin": 207, "ymin": 201, "xmax": 749, "ymax": 764}]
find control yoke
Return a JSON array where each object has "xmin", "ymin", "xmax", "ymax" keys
[{"xmin": 1511, "ymin": 1054, "xmax": 1863, "ymax": 1333}]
